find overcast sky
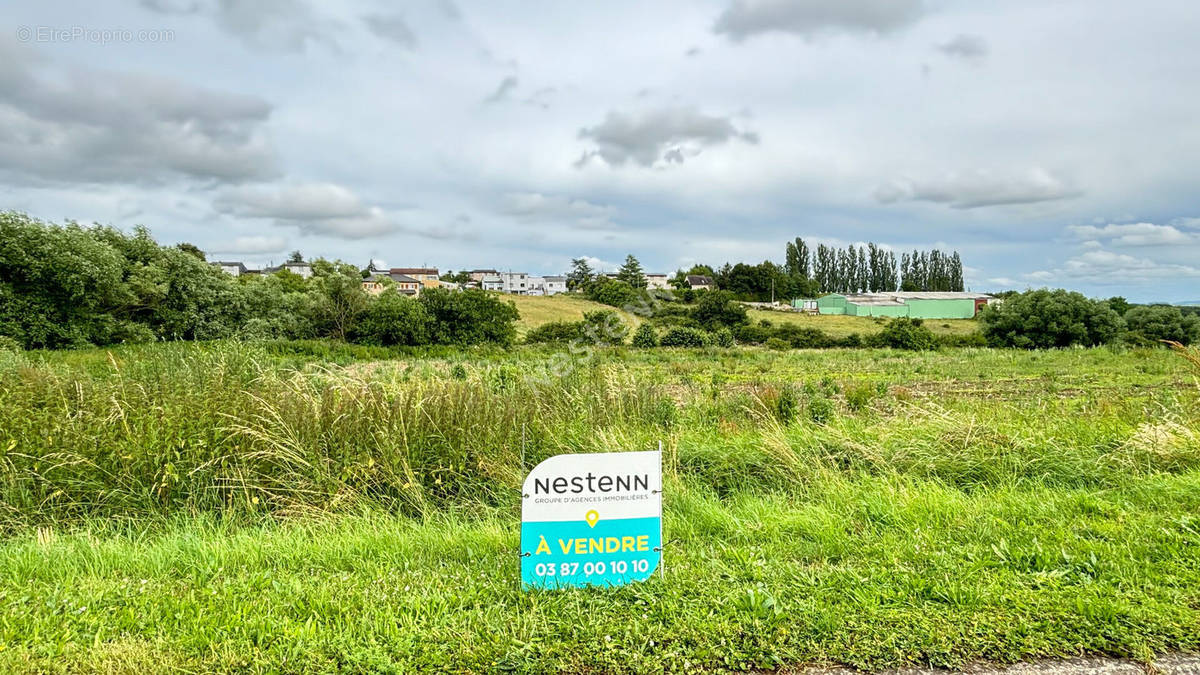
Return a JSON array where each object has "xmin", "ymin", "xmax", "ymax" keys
[{"xmin": 3, "ymin": 0, "xmax": 1199, "ymax": 301}]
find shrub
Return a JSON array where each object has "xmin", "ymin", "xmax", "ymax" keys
[
  {"xmin": 979, "ymin": 289, "xmax": 1124, "ymax": 348},
  {"xmin": 837, "ymin": 333, "xmax": 863, "ymax": 348},
  {"xmin": 869, "ymin": 317, "xmax": 938, "ymax": 351},
  {"xmin": 632, "ymin": 323, "xmax": 659, "ymax": 348},
  {"xmin": 0, "ymin": 335, "xmax": 21, "ymax": 352},
  {"xmin": 350, "ymin": 291, "xmax": 432, "ymax": 346},
  {"xmin": 659, "ymin": 326, "xmax": 710, "ymax": 347},
  {"xmin": 450, "ymin": 363, "xmax": 468, "ymax": 380},
  {"xmin": 765, "ymin": 337, "xmax": 790, "ymax": 351},
  {"xmin": 844, "ymin": 383, "xmax": 876, "ymax": 412},
  {"xmin": 524, "ymin": 321, "xmax": 581, "ymax": 344},
  {"xmin": 691, "ymin": 290, "xmax": 749, "ymax": 329},
  {"xmin": 579, "ymin": 310, "xmax": 629, "ymax": 345},
  {"xmin": 734, "ymin": 324, "xmax": 771, "ymax": 344},
  {"xmin": 1124, "ymin": 305, "xmax": 1200, "ymax": 346},
  {"xmin": 711, "ymin": 327, "xmax": 735, "ymax": 348},
  {"xmin": 586, "ymin": 278, "xmax": 638, "ymax": 308},
  {"xmin": 775, "ymin": 325, "xmax": 833, "ymax": 349},
  {"xmin": 419, "ymin": 288, "xmax": 520, "ymax": 347},
  {"xmin": 807, "ymin": 395, "xmax": 835, "ymax": 424}
]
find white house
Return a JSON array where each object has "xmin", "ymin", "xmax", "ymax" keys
[
  {"xmin": 644, "ymin": 273, "xmax": 669, "ymax": 290},
  {"xmin": 543, "ymin": 275, "xmax": 568, "ymax": 295},
  {"xmin": 265, "ymin": 261, "xmax": 313, "ymax": 278},
  {"xmin": 481, "ymin": 276, "xmax": 504, "ymax": 291},
  {"xmin": 500, "ymin": 271, "xmax": 530, "ymax": 294},
  {"xmin": 213, "ymin": 261, "xmax": 249, "ymax": 276}
]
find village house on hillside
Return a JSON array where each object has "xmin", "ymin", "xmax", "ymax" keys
[
  {"xmin": 213, "ymin": 260, "xmax": 312, "ymax": 278},
  {"xmin": 644, "ymin": 273, "xmax": 669, "ymax": 290},
  {"xmin": 267, "ymin": 260, "xmax": 313, "ymax": 278},
  {"xmin": 213, "ymin": 261, "xmax": 251, "ymax": 277},
  {"xmin": 469, "ymin": 269, "xmax": 498, "ymax": 281},
  {"xmin": 390, "ymin": 267, "xmax": 441, "ymax": 288},
  {"xmin": 362, "ymin": 261, "xmax": 422, "ymax": 296},
  {"xmin": 686, "ymin": 275, "xmax": 714, "ymax": 291}
]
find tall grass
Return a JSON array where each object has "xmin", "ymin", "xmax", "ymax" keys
[{"xmin": 1, "ymin": 341, "xmax": 1197, "ymax": 531}]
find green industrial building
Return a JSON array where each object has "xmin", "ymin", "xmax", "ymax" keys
[{"xmin": 812, "ymin": 292, "xmax": 992, "ymax": 319}]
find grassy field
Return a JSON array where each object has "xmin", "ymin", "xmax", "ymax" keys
[
  {"xmin": 746, "ymin": 309, "xmax": 980, "ymax": 338},
  {"xmin": 503, "ymin": 293, "xmax": 979, "ymax": 340},
  {"xmin": 506, "ymin": 294, "xmax": 645, "ymax": 336},
  {"xmin": 1, "ymin": 341, "xmax": 1198, "ymax": 672}
]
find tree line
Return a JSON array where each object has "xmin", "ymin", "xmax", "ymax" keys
[{"xmin": 0, "ymin": 213, "xmax": 518, "ymax": 350}]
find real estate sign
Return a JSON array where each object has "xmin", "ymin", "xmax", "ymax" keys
[{"xmin": 520, "ymin": 450, "xmax": 662, "ymax": 589}]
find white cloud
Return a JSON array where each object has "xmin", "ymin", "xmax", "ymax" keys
[
  {"xmin": 214, "ymin": 182, "xmax": 401, "ymax": 239},
  {"xmin": 1067, "ymin": 222, "xmax": 1195, "ymax": 246},
  {"xmin": 208, "ymin": 235, "xmax": 289, "ymax": 255},
  {"xmin": 1029, "ymin": 249, "xmax": 1200, "ymax": 284},
  {"xmin": 875, "ymin": 168, "xmax": 1081, "ymax": 209}
]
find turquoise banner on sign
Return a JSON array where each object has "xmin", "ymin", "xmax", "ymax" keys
[{"xmin": 521, "ymin": 516, "xmax": 661, "ymax": 589}]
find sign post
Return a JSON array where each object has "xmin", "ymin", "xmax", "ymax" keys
[{"xmin": 520, "ymin": 449, "xmax": 662, "ymax": 589}]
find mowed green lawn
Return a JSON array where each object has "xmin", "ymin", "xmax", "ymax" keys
[{"xmin": 0, "ymin": 342, "xmax": 1198, "ymax": 673}]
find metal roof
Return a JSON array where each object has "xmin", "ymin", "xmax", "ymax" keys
[{"xmin": 841, "ymin": 291, "xmax": 992, "ymax": 303}]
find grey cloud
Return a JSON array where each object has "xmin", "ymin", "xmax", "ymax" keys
[
  {"xmin": 364, "ymin": 14, "xmax": 417, "ymax": 49},
  {"xmin": 215, "ymin": 183, "xmax": 368, "ymax": 220},
  {"xmin": 140, "ymin": 0, "xmax": 334, "ymax": 52},
  {"xmin": 875, "ymin": 168, "xmax": 1081, "ymax": 209},
  {"xmin": 576, "ymin": 107, "xmax": 758, "ymax": 168},
  {"xmin": 501, "ymin": 192, "xmax": 617, "ymax": 229},
  {"xmin": 208, "ymin": 235, "xmax": 290, "ymax": 255},
  {"xmin": 406, "ymin": 214, "xmax": 479, "ymax": 242},
  {"xmin": 523, "ymin": 87, "xmax": 557, "ymax": 110},
  {"xmin": 214, "ymin": 183, "xmax": 478, "ymax": 241},
  {"xmin": 0, "ymin": 40, "xmax": 276, "ymax": 186},
  {"xmin": 484, "ymin": 76, "xmax": 519, "ymax": 104},
  {"xmin": 436, "ymin": 0, "xmax": 462, "ymax": 20},
  {"xmin": 215, "ymin": 183, "xmax": 401, "ymax": 239},
  {"xmin": 938, "ymin": 34, "xmax": 988, "ymax": 62},
  {"xmin": 714, "ymin": 0, "xmax": 927, "ymax": 41}
]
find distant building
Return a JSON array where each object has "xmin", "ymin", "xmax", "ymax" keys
[
  {"xmin": 543, "ymin": 275, "xmax": 568, "ymax": 295},
  {"xmin": 389, "ymin": 273, "xmax": 422, "ymax": 296},
  {"xmin": 362, "ymin": 262, "xmax": 423, "ymax": 297},
  {"xmin": 213, "ymin": 261, "xmax": 249, "ymax": 277},
  {"xmin": 644, "ymin": 273, "xmax": 669, "ymax": 290},
  {"xmin": 391, "ymin": 267, "xmax": 441, "ymax": 288},
  {"xmin": 816, "ymin": 291, "xmax": 993, "ymax": 319},
  {"xmin": 480, "ymin": 276, "xmax": 504, "ymax": 291},
  {"xmin": 468, "ymin": 269, "xmax": 499, "ymax": 282},
  {"xmin": 265, "ymin": 261, "xmax": 313, "ymax": 279},
  {"xmin": 500, "ymin": 271, "xmax": 530, "ymax": 294},
  {"xmin": 686, "ymin": 275, "xmax": 714, "ymax": 291}
]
